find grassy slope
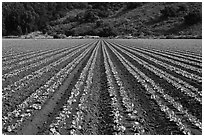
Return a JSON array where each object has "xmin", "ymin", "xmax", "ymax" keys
[{"xmin": 50, "ymin": 2, "xmax": 202, "ymax": 37}]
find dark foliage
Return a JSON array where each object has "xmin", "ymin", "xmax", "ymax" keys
[
  {"xmin": 95, "ymin": 21, "xmax": 118, "ymax": 37},
  {"xmin": 83, "ymin": 9, "xmax": 99, "ymax": 22},
  {"xmin": 2, "ymin": 2, "xmax": 202, "ymax": 37},
  {"xmin": 184, "ymin": 10, "xmax": 202, "ymax": 25},
  {"xmin": 2, "ymin": 2, "xmax": 88, "ymax": 36},
  {"xmin": 160, "ymin": 6, "xmax": 178, "ymax": 18},
  {"xmin": 125, "ymin": 2, "xmax": 144, "ymax": 9}
]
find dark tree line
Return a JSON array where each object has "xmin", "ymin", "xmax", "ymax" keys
[
  {"xmin": 3, "ymin": 2, "xmax": 201, "ymax": 37},
  {"xmin": 160, "ymin": 3, "xmax": 202, "ymax": 25},
  {"xmin": 2, "ymin": 2, "xmax": 128, "ymax": 36},
  {"xmin": 2, "ymin": 2, "xmax": 89, "ymax": 36}
]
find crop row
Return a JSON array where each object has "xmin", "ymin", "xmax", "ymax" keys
[
  {"xmin": 103, "ymin": 42, "xmax": 147, "ymax": 135},
  {"xmin": 108, "ymin": 41, "xmax": 201, "ymax": 97},
  {"xmin": 2, "ymin": 42, "xmax": 95, "ymax": 134},
  {"xmin": 68, "ymin": 44, "xmax": 100, "ymax": 135},
  {"xmin": 111, "ymin": 42, "xmax": 201, "ymax": 83},
  {"xmin": 2, "ymin": 44, "xmax": 85, "ymax": 80},
  {"xmin": 105, "ymin": 41, "xmax": 201, "ymax": 134},
  {"xmin": 2, "ymin": 43, "xmax": 98, "ymax": 117},
  {"xmin": 134, "ymin": 47, "xmax": 201, "ymax": 74},
  {"xmin": 138, "ymin": 47, "xmax": 202, "ymax": 67},
  {"xmin": 2, "ymin": 41, "xmax": 97, "ymax": 84},
  {"xmin": 123, "ymin": 45, "xmax": 201, "ymax": 73},
  {"xmin": 2, "ymin": 49, "xmax": 37, "ymax": 61},
  {"xmin": 3, "ymin": 47, "xmax": 61, "ymax": 67},
  {"xmin": 165, "ymin": 49, "xmax": 201, "ymax": 60},
  {"xmin": 2, "ymin": 39, "xmax": 201, "ymax": 135},
  {"xmin": 108, "ymin": 41, "xmax": 202, "ymax": 116},
  {"xmin": 48, "ymin": 42, "xmax": 99, "ymax": 135},
  {"xmin": 2, "ymin": 42, "xmax": 96, "ymax": 100},
  {"xmin": 2, "ymin": 41, "xmax": 93, "ymax": 69},
  {"xmin": 2, "ymin": 46, "xmax": 58, "ymax": 62},
  {"xmin": 2, "ymin": 40, "xmax": 94, "ymax": 61},
  {"xmin": 102, "ymin": 44, "xmax": 127, "ymax": 134},
  {"xmin": 112, "ymin": 40, "xmax": 201, "ymax": 63}
]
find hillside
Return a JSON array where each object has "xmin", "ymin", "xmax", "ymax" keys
[{"xmin": 2, "ymin": 2, "xmax": 202, "ymax": 38}]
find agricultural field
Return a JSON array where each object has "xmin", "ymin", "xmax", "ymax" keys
[{"xmin": 2, "ymin": 39, "xmax": 202, "ymax": 135}]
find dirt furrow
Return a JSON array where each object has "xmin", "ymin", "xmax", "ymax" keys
[
  {"xmin": 105, "ymin": 41, "xmax": 190, "ymax": 135},
  {"xmin": 106, "ymin": 41, "xmax": 201, "ymax": 134},
  {"xmin": 15, "ymin": 43, "xmax": 96, "ymax": 135},
  {"xmin": 2, "ymin": 41, "xmax": 93, "ymax": 74},
  {"xmin": 2, "ymin": 39, "xmax": 202, "ymax": 135},
  {"xmin": 107, "ymin": 41, "xmax": 202, "ymax": 122},
  {"xmin": 46, "ymin": 41, "xmax": 99, "ymax": 135},
  {"xmin": 2, "ymin": 42, "xmax": 96, "ymax": 134},
  {"xmin": 103, "ymin": 41, "xmax": 150, "ymax": 135},
  {"xmin": 2, "ymin": 43, "xmax": 97, "ymax": 116}
]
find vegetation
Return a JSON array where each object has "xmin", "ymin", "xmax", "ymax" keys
[
  {"xmin": 2, "ymin": 2, "xmax": 202, "ymax": 38},
  {"xmin": 2, "ymin": 2, "xmax": 88, "ymax": 35},
  {"xmin": 2, "ymin": 39, "xmax": 202, "ymax": 134},
  {"xmin": 125, "ymin": 2, "xmax": 144, "ymax": 9},
  {"xmin": 160, "ymin": 6, "xmax": 178, "ymax": 18},
  {"xmin": 184, "ymin": 10, "xmax": 202, "ymax": 25}
]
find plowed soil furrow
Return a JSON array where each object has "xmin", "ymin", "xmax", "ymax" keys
[
  {"xmin": 2, "ymin": 44, "xmax": 96, "ymax": 133},
  {"xmin": 110, "ymin": 42, "xmax": 201, "ymax": 86},
  {"xmin": 113, "ymin": 39, "xmax": 202, "ymax": 63},
  {"xmin": 104, "ymin": 41, "xmax": 184, "ymax": 135},
  {"xmin": 2, "ymin": 39, "xmax": 95, "ymax": 61},
  {"xmin": 78, "ymin": 43, "xmax": 101, "ymax": 135},
  {"xmin": 112, "ymin": 42, "xmax": 201, "ymax": 75},
  {"xmin": 138, "ymin": 47, "xmax": 202, "ymax": 68},
  {"xmin": 103, "ymin": 42, "xmax": 149, "ymax": 135},
  {"xmin": 107, "ymin": 41, "xmax": 202, "ymax": 121},
  {"xmin": 2, "ymin": 42, "xmax": 94, "ymax": 93},
  {"xmin": 5, "ymin": 43, "xmax": 95, "ymax": 135},
  {"xmin": 113, "ymin": 39, "xmax": 202, "ymax": 61},
  {"xmin": 30, "ymin": 46, "xmax": 95, "ymax": 135},
  {"xmin": 3, "ymin": 53, "xmax": 80, "ymax": 113},
  {"xmin": 166, "ymin": 50, "xmax": 201, "ymax": 60},
  {"xmin": 2, "ymin": 43, "xmax": 86, "ymax": 74},
  {"xmin": 2, "ymin": 42, "xmax": 93, "ymax": 91},
  {"xmin": 2, "ymin": 43, "xmax": 90, "ymax": 85},
  {"xmin": 96, "ymin": 43, "xmax": 115, "ymax": 135},
  {"xmin": 3, "ymin": 47, "xmax": 63, "ymax": 67},
  {"xmin": 2, "ymin": 41, "xmax": 93, "ymax": 67},
  {"xmin": 65, "ymin": 43, "xmax": 100, "ymax": 135},
  {"xmin": 107, "ymin": 41, "xmax": 201, "ymax": 97},
  {"xmin": 2, "ymin": 44, "xmax": 95, "ymax": 116},
  {"xmin": 105, "ymin": 41, "xmax": 202, "ymax": 134},
  {"xmin": 47, "ymin": 42, "xmax": 99, "ymax": 135},
  {"xmin": 2, "ymin": 39, "xmax": 202, "ymax": 135},
  {"xmin": 3, "ymin": 50, "xmax": 41, "ymax": 61}
]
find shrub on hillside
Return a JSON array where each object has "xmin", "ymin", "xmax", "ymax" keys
[
  {"xmin": 53, "ymin": 33, "xmax": 66, "ymax": 39},
  {"xmin": 184, "ymin": 10, "xmax": 201, "ymax": 25},
  {"xmin": 178, "ymin": 4, "xmax": 188, "ymax": 12},
  {"xmin": 125, "ymin": 2, "xmax": 143, "ymax": 9},
  {"xmin": 99, "ymin": 24, "xmax": 118, "ymax": 37},
  {"xmin": 83, "ymin": 10, "xmax": 99, "ymax": 22},
  {"xmin": 160, "ymin": 6, "xmax": 178, "ymax": 18},
  {"xmin": 96, "ymin": 19, "xmax": 103, "ymax": 27}
]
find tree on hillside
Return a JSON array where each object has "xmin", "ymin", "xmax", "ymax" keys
[
  {"xmin": 96, "ymin": 21, "xmax": 118, "ymax": 37},
  {"xmin": 160, "ymin": 6, "xmax": 178, "ymax": 18},
  {"xmin": 184, "ymin": 10, "xmax": 202, "ymax": 25},
  {"xmin": 125, "ymin": 2, "xmax": 144, "ymax": 9},
  {"xmin": 83, "ymin": 9, "xmax": 99, "ymax": 22}
]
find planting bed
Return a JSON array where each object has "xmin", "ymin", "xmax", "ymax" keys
[{"xmin": 2, "ymin": 39, "xmax": 202, "ymax": 135}]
